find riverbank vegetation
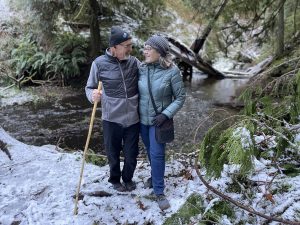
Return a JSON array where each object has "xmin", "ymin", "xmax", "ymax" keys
[
  {"xmin": 191, "ymin": 0, "xmax": 300, "ymax": 224},
  {"xmin": 194, "ymin": 52, "xmax": 300, "ymax": 225},
  {"xmin": 0, "ymin": 0, "xmax": 299, "ymax": 224},
  {"xmin": 0, "ymin": 0, "xmax": 169, "ymax": 88}
]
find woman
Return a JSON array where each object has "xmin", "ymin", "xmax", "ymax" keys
[{"xmin": 138, "ymin": 35, "xmax": 186, "ymax": 210}]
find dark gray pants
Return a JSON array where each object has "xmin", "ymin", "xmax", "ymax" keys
[{"xmin": 102, "ymin": 120, "xmax": 139, "ymax": 184}]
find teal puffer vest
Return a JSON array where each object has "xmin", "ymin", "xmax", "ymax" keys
[{"xmin": 138, "ymin": 62, "xmax": 186, "ymax": 125}]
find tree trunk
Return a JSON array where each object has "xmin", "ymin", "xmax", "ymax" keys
[
  {"xmin": 294, "ymin": 0, "xmax": 299, "ymax": 34},
  {"xmin": 89, "ymin": 0, "xmax": 101, "ymax": 60},
  {"xmin": 276, "ymin": 0, "xmax": 285, "ymax": 57},
  {"xmin": 190, "ymin": 0, "xmax": 229, "ymax": 54},
  {"xmin": 167, "ymin": 36, "xmax": 225, "ymax": 79}
]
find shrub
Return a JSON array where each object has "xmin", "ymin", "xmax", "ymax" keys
[{"xmin": 11, "ymin": 32, "xmax": 88, "ymax": 86}]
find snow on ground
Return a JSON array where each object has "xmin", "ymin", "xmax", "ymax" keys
[
  {"xmin": 0, "ymin": 128, "xmax": 207, "ymax": 225},
  {"xmin": 0, "ymin": 88, "xmax": 38, "ymax": 107},
  {"xmin": 0, "ymin": 0, "xmax": 13, "ymax": 22},
  {"xmin": 1, "ymin": 128, "xmax": 300, "ymax": 225}
]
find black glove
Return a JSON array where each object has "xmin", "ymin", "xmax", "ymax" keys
[{"xmin": 152, "ymin": 114, "xmax": 168, "ymax": 127}]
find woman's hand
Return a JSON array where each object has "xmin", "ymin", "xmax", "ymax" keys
[{"xmin": 152, "ymin": 114, "xmax": 168, "ymax": 127}]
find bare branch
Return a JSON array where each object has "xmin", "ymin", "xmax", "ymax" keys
[{"xmin": 194, "ymin": 159, "xmax": 300, "ymax": 225}]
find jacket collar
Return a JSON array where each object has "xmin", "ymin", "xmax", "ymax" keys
[{"xmin": 145, "ymin": 61, "xmax": 161, "ymax": 68}]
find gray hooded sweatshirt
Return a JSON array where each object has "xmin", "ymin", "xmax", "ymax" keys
[{"xmin": 85, "ymin": 49, "xmax": 140, "ymax": 127}]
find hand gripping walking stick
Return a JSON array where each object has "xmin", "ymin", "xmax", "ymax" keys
[{"xmin": 74, "ymin": 82, "xmax": 102, "ymax": 215}]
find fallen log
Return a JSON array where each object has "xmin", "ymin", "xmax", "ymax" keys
[
  {"xmin": 221, "ymin": 56, "xmax": 273, "ymax": 78},
  {"xmin": 222, "ymin": 70, "xmax": 252, "ymax": 76},
  {"xmin": 246, "ymin": 56, "xmax": 273, "ymax": 75},
  {"xmin": 166, "ymin": 36, "xmax": 225, "ymax": 79}
]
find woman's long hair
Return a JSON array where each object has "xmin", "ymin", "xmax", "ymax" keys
[{"xmin": 159, "ymin": 53, "xmax": 173, "ymax": 69}]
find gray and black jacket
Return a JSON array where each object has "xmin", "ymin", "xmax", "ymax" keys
[{"xmin": 85, "ymin": 49, "xmax": 140, "ymax": 127}]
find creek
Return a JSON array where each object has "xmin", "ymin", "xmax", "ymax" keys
[{"xmin": 0, "ymin": 72, "xmax": 248, "ymax": 154}]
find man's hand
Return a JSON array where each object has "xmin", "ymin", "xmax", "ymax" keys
[
  {"xmin": 152, "ymin": 114, "xmax": 168, "ymax": 127},
  {"xmin": 92, "ymin": 89, "xmax": 102, "ymax": 103}
]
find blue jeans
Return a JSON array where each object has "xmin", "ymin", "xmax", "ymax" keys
[{"xmin": 140, "ymin": 124, "xmax": 166, "ymax": 195}]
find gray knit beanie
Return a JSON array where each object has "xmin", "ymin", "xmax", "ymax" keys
[
  {"xmin": 144, "ymin": 35, "xmax": 170, "ymax": 57},
  {"xmin": 109, "ymin": 26, "xmax": 131, "ymax": 47}
]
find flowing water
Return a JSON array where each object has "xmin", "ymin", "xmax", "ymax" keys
[
  {"xmin": 0, "ymin": 0, "xmax": 249, "ymax": 154},
  {"xmin": 0, "ymin": 72, "xmax": 248, "ymax": 154}
]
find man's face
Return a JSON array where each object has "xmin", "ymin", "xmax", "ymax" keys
[{"xmin": 113, "ymin": 39, "xmax": 133, "ymax": 60}]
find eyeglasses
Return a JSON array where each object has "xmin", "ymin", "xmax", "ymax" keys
[
  {"xmin": 143, "ymin": 46, "xmax": 153, "ymax": 51},
  {"xmin": 119, "ymin": 43, "xmax": 133, "ymax": 49}
]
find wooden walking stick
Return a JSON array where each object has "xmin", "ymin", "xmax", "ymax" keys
[{"xmin": 74, "ymin": 81, "xmax": 102, "ymax": 215}]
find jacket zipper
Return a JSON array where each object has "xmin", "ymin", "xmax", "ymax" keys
[{"xmin": 117, "ymin": 60, "xmax": 128, "ymax": 124}]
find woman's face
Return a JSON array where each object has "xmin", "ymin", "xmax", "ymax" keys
[{"xmin": 143, "ymin": 45, "xmax": 160, "ymax": 63}]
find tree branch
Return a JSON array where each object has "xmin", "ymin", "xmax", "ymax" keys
[{"xmin": 194, "ymin": 158, "xmax": 300, "ymax": 225}]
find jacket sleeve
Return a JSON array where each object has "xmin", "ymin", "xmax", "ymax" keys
[
  {"xmin": 85, "ymin": 61, "xmax": 100, "ymax": 104},
  {"xmin": 162, "ymin": 67, "xmax": 186, "ymax": 118}
]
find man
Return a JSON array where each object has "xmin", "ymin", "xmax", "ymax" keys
[{"xmin": 85, "ymin": 26, "xmax": 140, "ymax": 192}]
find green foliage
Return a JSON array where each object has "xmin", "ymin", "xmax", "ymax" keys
[
  {"xmin": 202, "ymin": 200, "xmax": 235, "ymax": 223},
  {"xmin": 225, "ymin": 126, "xmax": 255, "ymax": 173},
  {"xmin": 281, "ymin": 163, "xmax": 300, "ymax": 177},
  {"xmin": 164, "ymin": 193, "xmax": 235, "ymax": 224},
  {"xmin": 199, "ymin": 119, "xmax": 256, "ymax": 178},
  {"xmin": 239, "ymin": 63, "xmax": 300, "ymax": 123},
  {"xmin": 86, "ymin": 149, "xmax": 107, "ymax": 167},
  {"xmin": 272, "ymin": 183, "xmax": 292, "ymax": 194},
  {"xmin": 49, "ymin": 32, "xmax": 88, "ymax": 82},
  {"xmin": 275, "ymin": 126, "xmax": 293, "ymax": 157},
  {"xmin": 11, "ymin": 33, "xmax": 88, "ymax": 85},
  {"xmin": 182, "ymin": 0, "xmax": 300, "ymax": 59},
  {"xmin": 163, "ymin": 193, "xmax": 203, "ymax": 225},
  {"xmin": 238, "ymin": 89, "xmax": 257, "ymax": 116},
  {"xmin": 293, "ymin": 71, "xmax": 300, "ymax": 121},
  {"xmin": 199, "ymin": 82, "xmax": 298, "ymax": 178},
  {"xmin": 199, "ymin": 54, "xmax": 299, "ymax": 179},
  {"xmin": 11, "ymin": 36, "xmax": 40, "ymax": 77}
]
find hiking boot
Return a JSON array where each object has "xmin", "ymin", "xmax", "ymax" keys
[
  {"xmin": 124, "ymin": 181, "xmax": 136, "ymax": 191},
  {"xmin": 144, "ymin": 191, "xmax": 156, "ymax": 200},
  {"xmin": 144, "ymin": 177, "xmax": 153, "ymax": 189},
  {"xmin": 156, "ymin": 194, "xmax": 170, "ymax": 210},
  {"xmin": 112, "ymin": 182, "xmax": 126, "ymax": 192}
]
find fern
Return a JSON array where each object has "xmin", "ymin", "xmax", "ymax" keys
[
  {"xmin": 238, "ymin": 89, "xmax": 256, "ymax": 116},
  {"xmin": 224, "ymin": 126, "xmax": 255, "ymax": 175},
  {"xmin": 10, "ymin": 33, "xmax": 88, "ymax": 86},
  {"xmin": 199, "ymin": 117, "xmax": 257, "ymax": 178},
  {"xmin": 199, "ymin": 64, "xmax": 299, "ymax": 179},
  {"xmin": 11, "ymin": 36, "xmax": 40, "ymax": 76}
]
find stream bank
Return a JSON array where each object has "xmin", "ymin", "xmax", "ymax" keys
[{"xmin": 0, "ymin": 73, "xmax": 248, "ymax": 154}]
